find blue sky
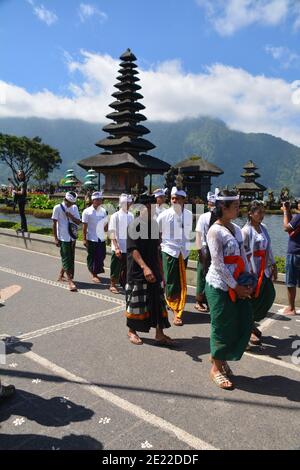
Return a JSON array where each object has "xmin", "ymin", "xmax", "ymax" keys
[{"xmin": 0, "ymin": 0, "xmax": 300, "ymax": 146}]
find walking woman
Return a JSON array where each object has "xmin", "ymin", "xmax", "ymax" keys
[
  {"xmin": 126, "ymin": 194, "xmax": 173, "ymax": 346},
  {"xmin": 8, "ymin": 170, "xmax": 28, "ymax": 233},
  {"xmin": 205, "ymin": 190, "xmax": 254, "ymax": 390},
  {"xmin": 242, "ymin": 200, "xmax": 277, "ymax": 345}
]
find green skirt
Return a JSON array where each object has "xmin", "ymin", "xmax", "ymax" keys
[
  {"xmin": 162, "ymin": 252, "xmax": 188, "ymax": 298},
  {"xmin": 205, "ymin": 283, "xmax": 253, "ymax": 361},
  {"xmin": 251, "ymin": 275, "xmax": 276, "ymax": 323},
  {"xmin": 110, "ymin": 252, "xmax": 127, "ymax": 287},
  {"xmin": 196, "ymin": 260, "xmax": 206, "ymax": 297},
  {"xmin": 60, "ymin": 241, "xmax": 75, "ymax": 277}
]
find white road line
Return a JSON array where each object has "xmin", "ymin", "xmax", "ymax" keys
[
  {"xmin": 0, "ymin": 245, "xmax": 298, "ymax": 310},
  {"xmin": 3, "ymin": 306, "xmax": 124, "ymax": 342},
  {"xmin": 0, "ymin": 266, "xmax": 125, "ymax": 307},
  {"xmin": 12, "ymin": 346, "xmax": 217, "ymax": 451},
  {"xmin": 245, "ymin": 351, "xmax": 300, "ymax": 373}
]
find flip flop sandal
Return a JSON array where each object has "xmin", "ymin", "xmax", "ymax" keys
[
  {"xmin": 128, "ymin": 333, "xmax": 143, "ymax": 345},
  {"xmin": 173, "ymin": 317, "xmax": 183, "ymax": 326},
  {"xmin": 249, "ymin": 337, "xmax": 262, "ymax": 346},
  {"xmin": 69, "ymin": 284, "xmax": 77, "ymax": 292},
  {"xmin": 110, "ymin": 287, "xmax": 120, "ymax": 294},
  {"xmin": 210, "ymin": 372, "xmax": 234, "ymax": 390},
  {"xmin": 194, "ymin": 304, "xmax": 209, "ymax": 313},
  {"xmin": 252, "ymin": 326, "xmax": 262, "ymax": 339},
  {"xmin": 92, "ymin": 278, "xmax": 101, "ymax": 284}
]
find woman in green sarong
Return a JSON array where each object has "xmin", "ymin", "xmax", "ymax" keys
[
  {"xmin": 242, "ymin": 201, "xmax": 277, "ymax": 347},
  {"xmin": 205, "ymin": 190, "xmax": 253, "ymax": 390}
]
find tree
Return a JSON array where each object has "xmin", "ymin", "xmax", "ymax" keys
[{"xmin": 0, "ymin": 134, "xmax": 62, "ymax": 184}]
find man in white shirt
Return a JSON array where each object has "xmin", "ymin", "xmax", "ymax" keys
[
  {"xmin": 52, "ymin": 192, "xmax": 81, "ymax": 292},
  {"xmin": 109, "ymin": 194, "xmax": 134, "ymax": 294},
  {"xmin": 82, "ymin": 192, "xmax": 108, "ymax": 284},
  {"xmin": 195, "ymin": 191, "xmax": 217, "ymax": 313},
  {"xmin": 157, "ymin": 187, "xmax": 193, "ymax": 326},
  {"xmin": 153, "ymin": 188, "xmax": 168, "ymax": 219}
]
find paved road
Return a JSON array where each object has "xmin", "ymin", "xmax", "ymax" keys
[{"xmin": 0, "ymin": 243, "xmax": 299, "ymax": 450}]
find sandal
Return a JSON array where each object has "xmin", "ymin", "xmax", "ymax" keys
[
  {"xmin": 68, "ymin": 283, "xmax": 77, "ymax": 292},
  {"xmin": 173, "ymin": 317, "xmax": 183, "ymax": 326},
  {"xmin": 222, "ymin": 362, "xmax": 233, "ymax": 377},
  {"xmin": 210, "ymin": 371, "xmax": 234, "ymax": 390},
  {"xmin": 194, "ymin": 303, "xmax": 209, "ymax": 313},
  {"xmin": 92, "ymin": 277, "xmax": 101, "ymax": 284},
  {"xmin": 252, "ymin": 326, "xmax": 262, "ymax": 339},
  {"xmin": 110, "ymin": 286, "xmax": 120, "ymax": 294},
  {"xmin": 127, "ymin": 333, "xmax": 143, "ymax": 345},
  {"xmin": 209, "ymin": 357, "xmax": 233, "ymax": 377},
  {"xmin": 249, "ymin": 334, "xmax": 262, "ymax": 346}
]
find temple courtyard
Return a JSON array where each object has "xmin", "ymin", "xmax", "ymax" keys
[{"xmin": 0, "ymin": 243, "xmax": 299, "ymax": 450}]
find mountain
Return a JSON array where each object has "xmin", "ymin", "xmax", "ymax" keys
[{"xmin": 0, "ymin": 116, "xmax": 300, "ymax": 194}]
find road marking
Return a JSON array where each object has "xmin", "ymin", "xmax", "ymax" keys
[
  {"xmin": 0, "ymin": 266, "xmax": 125, "ymax": 307},
  {"xmin": 0, "ymin": 285, "xmax": 22, "ymax": 302},
  {"xmin": 12, "ymin": 346, "xmax": 217, "ymax": 451},
  {"xmin": 245, "ymin": 351, "xmax": 300, "ymax": 373},
  {"xmin": 0, "ymin": 245, "xmax": 298, "ymax": 311},
  {"xmin": 2, "ymin": 306, "xmax": 124, "ymax": 343}
]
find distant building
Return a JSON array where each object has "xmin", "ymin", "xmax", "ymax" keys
[
  {"xmin": 235, "ymin": 160, "xmax": 266, "ymax": 202},
  {"xmin": 78, "ymin": 49, "xmax": 170, "ymax": 197},
  {"xmin": 173, "ymin": 156, "xmax": 224, "ymax": 201}
]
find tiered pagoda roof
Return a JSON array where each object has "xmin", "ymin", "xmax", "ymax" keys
[
  {"xmin": 78, "ymin": 49, "xmax": 170, "ymax": 174},
  {"xmin": 236, "ymin": 160, "xmax": 266, "ymax": 191}
]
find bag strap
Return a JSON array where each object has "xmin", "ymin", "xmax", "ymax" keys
[{"xmin": 60, "ymin": 203, "xmax": 69, "ymax": 220}]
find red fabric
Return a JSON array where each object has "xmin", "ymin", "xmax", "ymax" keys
[
  {"xmin": 253, "ymin": 250, "xmax": 266, "ymax": 298},
  {"xmin": 224, "ymin": 255, "xmax": 245, "ymax": 302}
]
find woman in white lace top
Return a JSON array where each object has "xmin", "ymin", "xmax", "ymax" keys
[
  {"xmin": 205, "ymin": 190, "xmax": 253, "ymax": 390},
  {"xmin": 242, "ymin": 200, "xmax": 277, "ymax": 346}
]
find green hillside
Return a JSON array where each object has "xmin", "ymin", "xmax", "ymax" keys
[{"xmin": 1, "ymin": 116, "xmax": 299, "ymax": 194}]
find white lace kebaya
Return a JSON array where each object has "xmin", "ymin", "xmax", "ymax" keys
[
  {"xmin": 206, "ymin": 223, "xmax": 250, "ymax": 292},
  {"xmin": 242, "ymin": 223, "xmax": 275, "ymax": 278}
]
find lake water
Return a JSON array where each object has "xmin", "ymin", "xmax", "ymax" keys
[
  {"xmin": 0, "ymin": 212, "xmax": 289, "ymax": 257},
  {"xmin": 0, "ymin": 212, "xmax": 52, "ymax": 228}
]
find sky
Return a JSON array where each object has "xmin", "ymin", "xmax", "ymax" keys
[{"xmin": 0, "ymin": 0, "xmax": 300, "ymax": 146}]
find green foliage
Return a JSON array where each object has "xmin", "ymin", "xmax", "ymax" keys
[
  {"xmin": 0, "ymin": 133, "xmax": 62, "ymax": 183},
  {"xmin": 29, "ymin": 195, "xmax": 57, "ymax": 210},
  {"xmin": 0, "ymin": 220, "xmax": 16, "ymax": 229},
  {"xmin": 275, "ymin": 256, "xmax": 286, "ymax": 274}
]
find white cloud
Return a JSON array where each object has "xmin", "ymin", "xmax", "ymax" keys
[
  {"xmin": 27, "ymin": 0, "xmax": 58, "ymax": 26},
  {"xmin": 197, "ymin": 0, "xmax": 292, "ymax": 35},
  {"xmin": 265, "ymin": 45, "xmax": 300, "ymax": 68},
  {"xmin": 1, "ymin": 51, "xmax": 300, "ymax": 148},
  {"xmin": 78, "ymin": 3, "xmax": 108, "ymax": 23}
]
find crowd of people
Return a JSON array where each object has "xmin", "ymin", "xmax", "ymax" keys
[{"xmin": 1, "ymin": 184, "xmax": 300, "ymax": 399}]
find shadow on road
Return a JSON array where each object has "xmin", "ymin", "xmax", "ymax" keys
[
  {"xmin": 234, "ymin": 374, "xmax": 300, "ymax": 402},
  {"xmin": 0, "ymin": 432, "xmax": 103, "ymax": 450},
  {"xmin": 0, "ymin": 389, "xmax": 94, "ymax": 426}
]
